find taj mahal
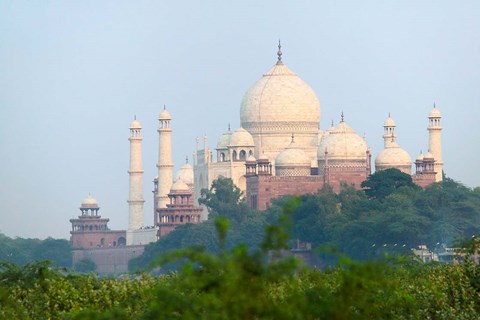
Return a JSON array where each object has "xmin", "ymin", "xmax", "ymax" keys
[{"xmin": 70, "ymin": 43, "xmax": 443, "ymax": 272}]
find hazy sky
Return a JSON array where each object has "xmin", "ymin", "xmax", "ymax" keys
[{"xmin": 1, "ymin": 1, "xmax": 479, "ymax": 239}]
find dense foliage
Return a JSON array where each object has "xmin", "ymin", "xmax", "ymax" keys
[
  {"xmin": 3, "ymin": 205, "xmax": 480, "ymax": 319},
  {"xmin": 129, "ymin": 176, "xmax": 266, "ymax": 271},
  {"xmin": 0, "ymin": 234, "xmax": 71, "ymax": 267},
  {"xmin": 285, "ymin": 171, "xmax": 480, "ymax": 260},
  {"xmin": 132, "ymin": 171, "xmax": 480, "ymax": 268}
]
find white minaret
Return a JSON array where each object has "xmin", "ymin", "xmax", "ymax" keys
[
  {"xmin": 428, "ymin": 104, "xmax": 443, "ymax": 182},
  {"xmin": 127, "ymin": 117, "xmax": 145, "ymax": 245},
  {"xmin": 383, "ymin": 114, "xmax": 396, "ymax": 148},
  {"xmin": 155, "ymin": 106, "xmax": 174, "ymax": 216}
]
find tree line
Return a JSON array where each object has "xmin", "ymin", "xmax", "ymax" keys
[
  {"xmin": 131, "ymin": 169, "xmax": 480, "ymax": 270},
  {"xmin": 0, "ymin": 234, "xmax": 71, "ymax": 267}
]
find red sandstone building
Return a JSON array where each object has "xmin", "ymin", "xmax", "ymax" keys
[
  {"xmin": 70, "ymin": 196, "xmax": 126, "ymax": 249},
  {"xmin": 156, "ymin": 179, "xmax": 202, "ymax": 238},
  {"xmin": 70, "ymin": 196, "xmax": 143, "ymax": 275}
]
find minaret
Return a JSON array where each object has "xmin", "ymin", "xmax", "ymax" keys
[
  {"xmin": 428, "ymin": 104, "xmax": 443, "ymax": 182},
  {"xmin": 383, "ymin": 114, "xmax": 396, "ymax": 148},
  {"xmin": 155, "ymin": 106, "xmax": 174, "ymax": 217},
  {"xmin": 127, "ymin": 117, "xmax": 145, "ymax": 245}
]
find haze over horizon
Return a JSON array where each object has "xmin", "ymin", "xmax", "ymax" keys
[{"xmin": 1, "ymin": 1, "xmax": 479, "ymax": 240}]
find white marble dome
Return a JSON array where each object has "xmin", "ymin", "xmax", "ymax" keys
[
  {"xmin": 317, "ymin": 121, "xmax": 368, "ymax": 160},
  {"xmin": 375, "ymin": 144, "xmax": 412, "ymax": 174},
  {"xmin": 81, "ymin": 195, "xmax": 99, "ymax": 208},
  {"xmin": 429, "ymin": 107, "xmax": 441, "ymax": 118},
  {"xmin": 275, "ymin": 141, "xmax": 311, "ymax": 167},
  {"xmin": 424, "ymin": 151, "xmax": 435, "ymax": 159},
  {"xmin": 275, "ymin": 140, "xmax": 311, "ymax": 176},
  {"xmin": 240, "ymin": 63, "xmax": 320, "ymax": 125},
  {"xmin": 170, "ymin": 179, "xmax": 189, "ymax": 192},
  {"xmin": 159, "ymin": 108, "xmax": 171, "ymax": 120},
  {"xmin": 175, "ymin": 162, "xmax": 194, "ymax": 185},
  {"xmin": 384, "ymin": 116, "xmax": 395, "ymax": 127},
  {"xmin": 229, "ymin": 127, "xmax": 255, "ymax": 147},
  {"xmin": 130, "ymin": 119, "xmax": 141, "ymax": 129},
  {"xmin": 217, "ymin": 130, "xmax": 233, "ymax": 149},
  {"xmin": 239, "ymin": 57, "xmax": 320, "ymax": 160}
]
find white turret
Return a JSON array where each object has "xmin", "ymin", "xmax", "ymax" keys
[
  {"xmin": 375, "ymin": 115, "xmax": 412, "ymax": 174},
  {"xmin": 383, "ymin": 114, "xmax": 396, "ymax": 148},
  {"xmin": 155, "ymin": 106, "xmax": 174, "ymax": 219},
  {"xmin": 428, "ymin": 104, "xmax": 443, "ymax": 182},
  {"xmin": 126, "ymin": 118, "xmax": 145, "ymax": 245}
]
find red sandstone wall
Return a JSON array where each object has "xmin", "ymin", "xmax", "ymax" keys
[
  {"xmin": 412, "ymin": 173, "xmax": 436, "ymax": 188},
  {"xmin": 247, "ymin": 171, "xmax": 367, "ymax": 211},
  {"xmin": 72, "ymin": 245, "xmax": 144, "ymax": 275},
  {"xmin": 71, "ymin": 230, "xmax": 126, "ymax": 249}
]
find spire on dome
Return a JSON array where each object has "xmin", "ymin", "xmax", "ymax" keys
[
  {"xmin": 185, "ymin": 156, "xmax": 189, "ymax": 164},
  {"xmin": 340, "ymin": 111, "xmax": 345, "ymax": 123},
  {"xmin": 276, "ymin": 40, "xmax": 283, "ymax": 65}
]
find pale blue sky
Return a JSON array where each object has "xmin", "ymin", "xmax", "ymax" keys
[{"xmin": 1, "ymin": 1, "xmax": 479, "ymax": 239}]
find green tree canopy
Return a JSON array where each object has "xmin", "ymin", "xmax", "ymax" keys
[
  {"xmin": 199, "ymin": 176, "xmax": 250, "ymax": 223},
  {"xmin": 361, "ymin": 168, "xmax": 419, "ymax": 200}
]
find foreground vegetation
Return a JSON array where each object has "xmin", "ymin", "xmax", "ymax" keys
[{"xmin": 2, "ymin": 212, "xmax": 480, "ymax": 319}]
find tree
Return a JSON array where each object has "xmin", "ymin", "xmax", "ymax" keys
[
  {"xmin": 361, "ymin": 168, "xmax": 419, "ymax": 200},
  {"xmin": 199, "ymin": 177, "xmax": 250, "ymax": 223}
]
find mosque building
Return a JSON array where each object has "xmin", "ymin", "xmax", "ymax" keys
[{"xmin": 71, "ymin": 43, "xmax": 443, "ymax": 271}]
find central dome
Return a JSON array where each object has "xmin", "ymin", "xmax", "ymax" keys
[{"xmin": 240, "ymin": 54, "xmax": 321, "ymax": 161}]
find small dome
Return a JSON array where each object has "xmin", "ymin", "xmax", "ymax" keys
[
  {"xmin": 384, "ymin": 116, "xmax": 395, "ymax": 127},
  {"xmin": 159, "ymin": 108, "xmax": 171, "ymax": 120},
  {"xmin": 174, "ymin": 162, "xmax": 194, "ymax": 185},
  {"xmin": 216, "ymin": 130, "xmax": 233, "ymax": 149},
  {"xmin": 130, "ymin": 119, "xmax": 141, "ymax": 129},
  {"xmin": 246, "ymin": 154, "xmax": 257, "ymax": 162},
  {"xmin": 416, "ymin": 152, "xmax": 424, "ymax": 161},
  {"xmin": 229, "ymin": 127, "xmax": 255, "ymax": 147},
  {"xmin": 424, "ymin": 151, "xmax": 434, "ymax": 159},
  {"xmin": 276, "ymin": 149, "xmax": 310, "ymax": 167},
  {"xmin": 429, "ymin": 107, "xmax": 441, "ymax": 118},
  {"xmin": 275, "ymin": 141, "xmax": 310, "ymax": 167},
  {"xmin": 375, "ymin": 145, "xmax": 412, "ymax": 169},
  {"xmin": 170, "ymin": 179, "xmax": 190, "ymax": 192},
  {"xmin": 317, "ymin": 121, "xmax": 368, "ymax": 160},
  {"xmin": 81, "ymin": 195, "xmax": 99, "ymax": 208}
]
